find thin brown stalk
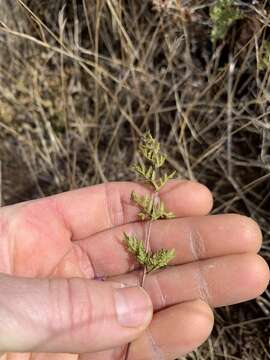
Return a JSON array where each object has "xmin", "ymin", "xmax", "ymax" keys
[{"xmin": 124, "ymin": 190, "xmax": 158, "ymax": 360}]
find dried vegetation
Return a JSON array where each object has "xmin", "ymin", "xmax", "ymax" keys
[{"xmin": 0, "ymin": 0, "xmax": 270, "ymax": 358}]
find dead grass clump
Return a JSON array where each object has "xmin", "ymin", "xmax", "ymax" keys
[{"xmin": 0, "ymin": 0, "xmax": 270, "ymax": 358}]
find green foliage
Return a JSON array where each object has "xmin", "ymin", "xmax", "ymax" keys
[
  {"xmin": 124, "ymin": 233, "xmax": 176, "ymax": 273},
  {"xmin": 123, "ymin": 132, "xmax": 176, "ymax": 275},
  {"xmin": 146, "ymin": 248, "xmax": 176, "ymax": 273},
  {"xmin": 133, "ymin": 163, "xmax": 175, "ymax": 191},
  {"xmin": 132, "ymin": 131, "xmax": 176, "ymax": 191},
  {"xmin": 131, "ymin": 191, "xmax": 175, "ymax": 221},
  {"xmin": 210, "ymin": 0, "xmax": 243, "ymax": 43},
  {"xmin": 123, "ymin": 233, "xmax": 148, "ymax": 267},
  {"xmin": 138, "ymin": 131, "xmax": 166, "ymax": 168}
]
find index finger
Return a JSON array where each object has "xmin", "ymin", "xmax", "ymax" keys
[
  {"xmin": 51, "ymin": 180, "xmax": 213, "ymax": 240},
  {"xmin": 3, "ymin": 180, "xmax": 213, "ymax": 241}
]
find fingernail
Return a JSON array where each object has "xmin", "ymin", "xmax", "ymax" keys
[{"xmin": 114, "ymin": 286, "xmax": 153, "ymax": 327}]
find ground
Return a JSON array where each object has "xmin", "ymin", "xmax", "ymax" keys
[{"xmin": 0, "ymin": 0, "xmax": 270, "ymax": 358}]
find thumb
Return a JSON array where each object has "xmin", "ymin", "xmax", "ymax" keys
[{"xmin": 0, "ymin": 274, "xmax": 153, "ymax": 354}]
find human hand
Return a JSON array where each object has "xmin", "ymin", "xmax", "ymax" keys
[{"xmin": 0, "ymin": 181, "xmax": 268, "ymax": 360}]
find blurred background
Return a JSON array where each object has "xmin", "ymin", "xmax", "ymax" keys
[{"xmin": 0, "ymin": 0, "xmax": 270, "ymax": 358}]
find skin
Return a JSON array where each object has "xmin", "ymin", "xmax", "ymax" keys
[{"xmin": 0, "ymin": 180, "xmax": 269, "ymax": 360}]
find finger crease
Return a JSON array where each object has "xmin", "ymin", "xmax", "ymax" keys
[
  {"xmin": 66, "ymin": 278, "xmax": 75, "ymax": 336},
  {"xmin": 104, "ymin": 182, "xmax": 113, "ymax": 228},
  {"xmin": 189, "ymin": 228, "xmax": 206, "ymax": 261},
  {"xmin": 104, "ymin": 182, "xmax": 125, "ymax": 228},
  {"xmin": 146, "ymin": 329, "xmax": 166, "ymax": 360},
  {"xmin": 196, "ymin": 263, "xmax": 211, "ymax": 305},
  {"xmin": 153, "ymin": 273, "xmax": 167, "ymax": 309}
]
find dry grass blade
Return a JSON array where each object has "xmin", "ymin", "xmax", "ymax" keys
[{"xmin": 0, "ymin": 0, "xmax": 270, "ymax": 358}]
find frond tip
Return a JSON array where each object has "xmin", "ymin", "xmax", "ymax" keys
[
  {"xmin": 132, "ymin": 131, "xmax": 176, "ymax": 190},
  {"xmin": 139, "ymin": 131, "xmax": 166, "ymax": 168}
]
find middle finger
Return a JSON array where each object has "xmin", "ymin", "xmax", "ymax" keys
[
  {"xmin": 110, "ymin": 253, "xmax": 269, "ymax": 310},
  {"xmin": 78, "ymin": 214, "xmax": 262, "ymax": 277}
]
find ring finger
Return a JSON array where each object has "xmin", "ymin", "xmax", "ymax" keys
[{"xmin": 79, "ymin": 300, "xmax": 214, "ymax": 360}]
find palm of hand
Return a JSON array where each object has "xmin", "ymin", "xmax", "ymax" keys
[
  {"xmin": 0, "ymin": 181, "xmax": 268, "ymax": 360},
  {"xmin": 1, "ymin": 197, "xmax": 82, "ymax": 360}
]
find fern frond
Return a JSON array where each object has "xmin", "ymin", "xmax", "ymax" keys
[
  {"xmin": 123, "ymin": 232, "xmax": 176, "ymax": 273},
  {"xmin": 124, "ymin": 131, "xmax": 176, "ymax": 285},
  {"xmin": 133, "ymin": 163, "xmax": 155, "ymax": 180},
  {"xmin": 132, "ymin": 163, "xmax": 158, "ymax": 189},
  {"xmin": 139, "ymin": 131, "xmax": 166, "ymax": 168},
  {"xmin": 132, "ymin": 132, "xmax": 176, "ymax": 190},
  {"xmin": 155, "ymin": 171, "xmax": 176, "ymax": 191},
  {"xmin": 123, "ymin": 233, "xmax": 149, "ymax": 266},
  {"xmin": 131, "ymin": 191, "xmax": 176, "ymax": 221},
  {"xmin": 146, "ymin": 248, "xmax": 176, "ymax": 273},
  {"xmin": 123, "ymin": 131, "xmax": 177, "ymax": 359},
  {"xmin": 133, "ymin": 165, "xmax": 175, "ymax": 191}
]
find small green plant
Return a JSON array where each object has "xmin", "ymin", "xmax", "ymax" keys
[
  {"xmin": 124, "ymin": 232, "xmax": 176, "ymax": 273},
  {"xmin": 130, "ymin": 191, "xmax": 175, "ymax": 221},
  {"xmin": 123, "ymin": 131, "xmax": 176, "ymax": 275},
  {"xmin": 123, "ymin": 132, "xmax": 176, "ymax": 359},
  {"xmin": 210, "ymin": 0, "xmax": 243, "ymax": 43}
]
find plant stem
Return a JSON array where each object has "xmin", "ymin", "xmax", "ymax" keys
[
  {"xmin": 124, "ymin": 343, "xmax": 131, "ymax": 360},
  {"xmin": 124, "ymin": 190, "xmax": 158, "ymax": 360}
]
